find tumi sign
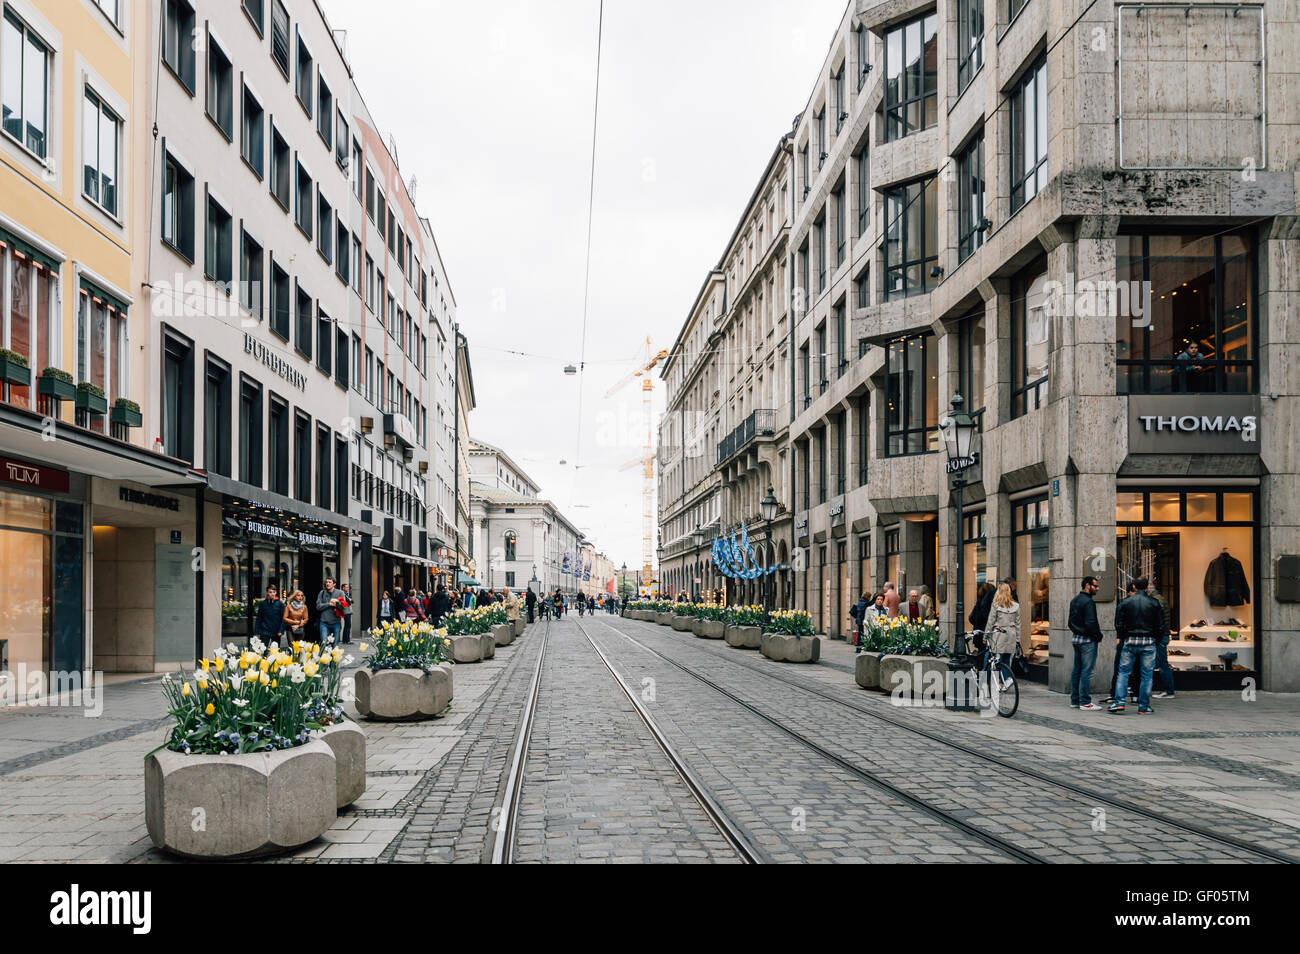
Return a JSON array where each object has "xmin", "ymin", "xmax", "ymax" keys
[
  {"xmin": 1128, "ymin": 396, "xmax": 1260, "ymax": 455},
  {"xmin": 0, "ymin": 456, "xmax": 70, "ymax": 493}
]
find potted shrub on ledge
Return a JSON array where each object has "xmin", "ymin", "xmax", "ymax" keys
[
  {"xmin": 75, "ymin": 380, "xmax": 107, "ymax": 415},
  {"xmin": 356, "ymin": 619, "xmax": 454, "ymax": 721},
  {"xmin": 761, "ymin": 608, "xmax": 820, "ymax": 663},
  {"xmin": 110, "ymin": 397, "xmax": 142, "ymax": 427},
  {"xmin": 37, "ymin": 366, "xmax": 76, "ymax": 401},
  {"xmin": 145, "ymin": 638, "xmax": 350, "ymax": 859},
  {"xmin": 0, "ymin": 348, "xmax": 30, "ymax": 386}
]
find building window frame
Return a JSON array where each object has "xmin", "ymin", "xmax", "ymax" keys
[
  {"xmin": 1009, "ymin": 53, "xmax": 1048, "ymax": 214},
  {"xmin": 882, "ymin": 175, "xmax": 937, "ymax": 300},
  {"xmin": 883, "ymin": 10, "xmax": 938, "ymax": 142}
]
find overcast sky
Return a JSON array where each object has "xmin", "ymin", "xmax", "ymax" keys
[{"xmin": 322, "ymin": 0, "xmax": 848, "ymax": 572}]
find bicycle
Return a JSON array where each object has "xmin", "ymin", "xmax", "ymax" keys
[{"xmin": 953, "ymin": 630, "xmax": 1019, "ymax": 718}]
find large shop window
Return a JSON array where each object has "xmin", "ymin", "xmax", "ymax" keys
[
  {"xmin": 0, "ymin": 235, "xmax": 57, "ymax": 410},
  {"xmin": 1011, "ymin": 257, "xmax": 1049, "ymax": 417},
  {"xmin": 1116, "ymin": 230, "xmax": 1256, "ymax": 394},
  {"xmin": 883, "ymin": 11, "xmax": 937, "ymax": 142},
  {"xmin": 883, "ymin": 176, "xmax": 937, "ymax": 300},
  {"xmin": 1117, "ymin": 489, "xmax": 1256, "ymax": 678},
  {"xmin": 884, "ymin": 332, "xmax": 937, "ymax": 456},
  {"xmin": 962, "ymin": 510, "xmax": 987, "ymax": 625},
  {"xmin": 1011, "ymin": 495, "xmax": 1050, "ymax": 660},
  {"xmin": 885, "ymin": 526, "xmax": 900, "ymax": 590},
  {"xmin": 0, "ymin": 491, "xmax": 84, "ymax": 673},
  {"xmin": 221, "ymin": 511, "xmax": 337, "ymax": 640}
]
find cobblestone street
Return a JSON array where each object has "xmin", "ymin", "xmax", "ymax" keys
[{"xmin": 1, "ymin": 614, "xmax": 1298, "ymax": 864}]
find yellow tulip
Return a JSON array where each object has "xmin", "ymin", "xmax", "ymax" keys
[
  {"xmin": 204, "ymin": 703, "xmax": 215, "ymax": 715},
  {"xmin": 259, "ymin": 672, "xmax": 270, "ymax": 686},
  {"xmin": 198, "ymin": 680, "xmax": 208, "ymax": 691},
  {"xmin": 213, "ymin": 658, "xmax": 224, "ymax": 672},
  {"xmin": 181, "ymin": 682, "xmax": 191, "ymax": 696}
]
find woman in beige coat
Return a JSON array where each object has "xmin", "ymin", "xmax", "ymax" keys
[
  {"xmin": 985, "ymin": 582, "xmax": 1021, "ymax": 668},
  {"xmin": 503, "ymin": 589, "xmax": 521, "ymax": 623}
]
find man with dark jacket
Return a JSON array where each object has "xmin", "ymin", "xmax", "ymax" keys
[
  {"xmin": 525, "ymin": 587, "xmax": 537, "ymax": 623},
  {"xmin": 254, "ymin": 584, "xmax": 286, "ymax": 641},
  {"xmin": 1068, "ymin": 577, "xmax": 1104, "ymax": 710},
  {"xmin": 1110, "ymin": 577, "xmax": 1164, "ymax": 714},
  {"xmin": 430, "ymin": 585, "xmax": 451, "ymax": 627},
  {"xmin": 969, "ymin": 582, "xmax": 995, "ymax": 641}
]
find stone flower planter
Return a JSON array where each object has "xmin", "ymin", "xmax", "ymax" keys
[
  {"xmin": 695, "ymin": 620, "xmax": 725, "ymax": 639},
  {"xmin": 354, "ymin": 665, "xmax": 453, "ymax": 721},
  {"xmin": 512, "ymin": 617, "xmax": 525, "ymax": 636},
  {"xmin": 318, "ymin": 721, "xmax": 367, "ymax": 807},
  {"xmin": 671, "ymin": 615, "xmax": 694, "ymax": 632},
  {"xmin": 450, "ymin": 633, "xmax": 495, "ymax": 663},
  {"xmin": 855, "ymin": 653, "xmax": 883, "ymax": 689},
  {"xmin": 724, "ymin": 624, "xmax": 763, "ymax": 649},
  {"xmin": 145, "ymin": 740, "xmax": 336, "ymax": 859},
  {"xmin": 492, "ymin": 623, "xmax": 515, "ymax": 646},
  {"xmin": 656, "ymin": 612, "xmax": 674, "ymax": 626},
  {"xmin": 760, "ymin": 633, "xmax": 821, "ymax": 663},
  {"xmin": 878, "ymin": 654, "xmax": 949, "ymax": 702}
]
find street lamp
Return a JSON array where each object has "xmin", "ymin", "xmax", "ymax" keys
[
  {"xmin": 692, "ymin": 525, "xmax": 705, "ymax": 601},
  {"xmin": 760, "ymin": 485, "xmax": 779, "ymax": 611},
  {"xmin": 942, "ymin": 394, "xmax": 979, "ymax": 655}
]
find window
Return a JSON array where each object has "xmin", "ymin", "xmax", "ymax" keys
[
  {"xmin": 350, "ymin": 235, "xmax": 361, "ymax": 294},
  {"xmin": 957, "ymin": 0, "xmax": 984, "ymax": 93},
  {"xmin": 3, "ymin": 10, "xmax": 51, "ymax": 158},
  {"xmin": 82, "ymin": 89, "xmax": 120, "ymax": 217},
  {"xmin": 94, "ymin": 0, "xmax": 121, "ymax": 27},
  {"xmin": 204, "ymin": 359, "xmax": 232, "ymax": 477},
  {"xmin": 162, "ymin": 329, "xmax": 194, "ymax": 462},
  {"xmin": 316, "ymin": 76, "xmax": 332, "ymax": 147},
  {"xmin": 269, "ymin": 125, "xmax": 289, "ymax": 208},
  {"xmin": 855, "ymin": 25, "xmax": 869, "ymax": 90},
  {"xmin": 204, "ymin": 195, "xmax": 232, "ymax": 287},
  {"xmin": 505, "ymin": 532, "xmax": 516, "ymax": 561},
  {"xmin": 365, "ymin": 167, "xmax": 375, "ymax": 220},
  {"xmin": 295, "ymin": 282, "xmax": 312, "ymax": 359},
  {"xmin": 269, "ymin": 259, "xmax": 289, "ymax": 339},
  {"xmin": 364, "ymin": 346, "xmax": 374, "ymax": 404},
  {"xmin": 957, "ymin": 311, "xmax": 986, "ymax": 422},
  {"xmin": 816, "ymin": 324, "xmax": 827, "ymax": 390},
  {"xmin": 241, "ymin": 85, "xmax": 263, "ymax": 176},
  {"xmin": 832, "ymin": 186, "xmax": 846, "ymax": 267},
  {"xmin": 1011, "ymin": 494, "xmax": 1050, "ymax": 652},
  {"xmin": 270, "ymin": 1, "xmax": 290, "ymax": 76},
  {"xmin": 161, "ymin": 0, "xmax": 196, "ymax": 93},
  {"xmin": 2, "ymin": 246, "xmax": 54, "ymax": 411},
  {"xmin": 1010, "ymin": 55, "xmax": 1048, "ymax": 213},
  {"xmin": 316, "ymin": 309, "xmax": 331, "ymax": 375},
  {"xmin": 1116, "ymin": 231, "xmax": 1256, "ymax": 395},
  {"xmin": 856, "ymin": 394, "xmax": 869, "ymax": 485},
  {"xmin": 205, "ymin": 36, "xmax": 233, "ymax": 138},
  {"xmin": 1010, "ymin": 258, "xmax": 1049, "ymax": 417},
  {"xmin": 316, "ymin": 424, "xmax": 331, "ymax": 507},
  {"xmin": 799, "ymin": 145, "xmax": 809, "ymax": 198},
  {"xmin": 73, "ymin": 282, "xmax": 125, "ymax": 434},
  {"xmin": 855, "ymin": 271, "xmax": 869, "ymax": 308},
  {"xmin": 814, "ymin": 215, "xmax": 825, "ymax": 292},
  {"xmin": 239, "ymin": 377, "xmax": 263, "ymax": 486},
  {"xmin": 883, "ymin": 12, "xmax": 937, "ymax": 141},
  {"xmin": 240, "ymin": 229, "xmax": 262, "ymax": 318},
  {"xmin": 962, "ymin": 511, "xmax": 988, "ymax": 615},
  {"xmin": 295, "ymin": 30, "xmax": 312, "ymax": 115},
  {"xmin": 884, "ymin": 332, "xmax": 937, "ymax": 456},
  {"xmin": 364, "ymin": 254, "xmax": 375, "ymax": 311},
  {"xmin": 855, "ymin": 150, "xmax": 869, "ymax": 236},
  {"xmin": 161, "ymin": 150, "xmax": 195, "ymax": 259},
  {"xmin": 835, "ymin": 304, "xmax": 847, "ymax": 377},
  {"xmin": 1009, "ymin": 0, "xmax": 1029, "ymax": 22},
  {"xmin": 242, "ymin": 0, "xmax": 263, "ymax": 34},
  {"xmin": 316, "ymin": 192, "xmax": 332, "ymax": 262},
  {"xmin": 295, "ymin": 159, "xmax": 312, "ymax": 236},
  {"xmin": 956, "ymin": 128, "xmax": 985, "ymax": 262},
  {"xmin": 349, "ymin": 333, "xmax": 360, "ymax": 391},
  {"xmin": 832, "ymin": 66, "xmax": 845, "ymax": 133},
  {"xmin": 294, "ymin": 411, "xmax": 311, "ymax": 502},
  {"xmin": 333, "ymin": 436, "xmax": 348, "ymax": 514},
  {"xmin": 335, "ymin": 220, "xmax": 348, "ymax": 282},
  {"xmin": 882, "ymin": 176, "xmax": 937, "ymax": 300},
  {"xmin": 268, "ymin": 395, "xmax": 289, "ymax": 495},
  {"xmin": 335, "ymin": 110, "xmax": 348, "ymax": 167}
]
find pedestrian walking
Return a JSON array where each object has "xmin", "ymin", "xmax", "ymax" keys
[
  {"xmin": 340, "ymin": 582, "xmax": 354, "ymax": 643},
  {"xmin": 1110, "ymin": 577, "xmax": 1163, "ymax": 714},
  {"xmin": 504, "ymin": 588, "xmax": 521, "ymax": 626},
  {"xmin": 969, "ymin": 581, "xmax": 995, "ymax": 647},
  {"xmin": 430, "ymin": 584, "xmax": 451, "ymax": 627},
  {"xmin": 253, "ymin": 584, "xmax": 286, "ymax": 642},
  {"xmin": 377, "ymin": 590, "xmax": 396, "ymax": 626},
  {"xmin": 525, "ymin": 587, "xmax": 537, "ymax": 623},
  {"xmin": 315, "ymin": 578, "xmax": 345, "ymax": 644},
  {"xmin": 283, "ymin": 589, "xmax": 309, "ymax": 640},
  {"xmin": 1068, "ymin": 576, "xmax": 1105, "ymax": 711},
  {"xmin": 404, "ymin": 589, "xmax": 426, "ymax": 622},
  {"xmin": 849, "ymin": 592, "xmax": 868, "ymax": 645}
]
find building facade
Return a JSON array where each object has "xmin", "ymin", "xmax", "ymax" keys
[{"xmin": 780, "ymin": 0, "xmax": 1300, "ymax": 692}]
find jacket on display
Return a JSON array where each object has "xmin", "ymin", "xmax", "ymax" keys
[{"xmin": 1203, "ymin": 552, "xmax": 1250, "ymax": 606}]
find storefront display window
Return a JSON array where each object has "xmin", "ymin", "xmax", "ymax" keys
[
  {"xmin": 885, "ymin": 527, "xmax": 900, "ymax": 592},
  {"xmin": 962, "ymin": 510, "xmax": 987, "ymax": 620},
  {"xmin": 1012, "ymin": 495, "xmax": 1050, "ymax": 657},
  {"xmin": 0, "ymin": 488, "xmax": 83, "ymax": 674},
  {"xmin": 1116, "ymin": 488, "xmax": 1256, "ymax": 680}
]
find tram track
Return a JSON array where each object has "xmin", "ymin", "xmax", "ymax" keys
[{"xmin": 610, "ymin": 615, "xmax": 1296, "ymax": 865}]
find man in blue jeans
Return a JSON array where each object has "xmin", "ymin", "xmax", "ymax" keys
[
  {"xmin": 1068, "ymin": 576, "xmax": 1104, "ymax": 710},
  {"xmin": 316, "ymin": 578, "xmax": 345, "ymax": 645},
  {"xmin": 1110, "ymin": 576, "xmax": 1163, "ymax": 714}
]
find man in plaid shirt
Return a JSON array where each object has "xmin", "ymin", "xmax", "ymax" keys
[
  {"xmin": 1110, "ymin": 577, "xmax": 1164, "ymax": 714},
  {"xmin": 1068, "ymin": 577, "xmax": 1104, "ymax": 710}
]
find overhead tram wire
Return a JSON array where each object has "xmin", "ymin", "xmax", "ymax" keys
[{"xmin": 569, "ymin": 0, "xmax": 604, "ymax": 510}]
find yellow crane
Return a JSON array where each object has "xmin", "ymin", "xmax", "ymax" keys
[{"xmin": 605, "ymin": 336, "xmax": 670, "ymax": 593}]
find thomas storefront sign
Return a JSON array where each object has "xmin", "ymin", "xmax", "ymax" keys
[{"xmin": 1129, "ymin": 396, "xmax": 1260, "ymax": 454}]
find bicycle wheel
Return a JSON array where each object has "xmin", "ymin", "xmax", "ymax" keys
[{"xmin": 990, "ymin": 660, "xmax": 1019, "ymax": 718}]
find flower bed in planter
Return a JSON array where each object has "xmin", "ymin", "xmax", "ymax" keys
[
  {"xmin": 856, "ymin": 620, "xmax": 951, "ymax": 696},
  {"xmin": 110, "ymin": 398, "xmax": 142, "ymax": 428},
  {"xmin": 148, "ymin": 638, "xmax": 357, "ymax": 857},
  {"xmin": 358, "ymin": 620, "xmax": 455, "ymax": 720},
  {"xmin": 37, "ymin": 367, "xmax": 75, "ymax": 401},
  {"xmin": 75, "ymin": 382, "xmax": 107, "ymax": 415},
  {"xmin": 445, "ymin": 605, "xmax": 504, "ymax": 661},
  {"xmin": 0, "ymin": 349, "xmax": 30, "ymax": 386}
]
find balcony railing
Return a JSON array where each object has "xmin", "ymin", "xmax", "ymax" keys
[{"xmin": 716, "ymin": 409, "xmax": 776, "ymax": 465}]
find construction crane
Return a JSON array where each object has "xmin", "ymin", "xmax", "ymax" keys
[{"xmin": 605, "ymin": 337, "xmax": 670, "ymax": 594}]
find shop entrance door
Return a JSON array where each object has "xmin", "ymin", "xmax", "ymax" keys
[{"xmin": 300, "ymin": 552, "xmax": 324, "ymax": 629}]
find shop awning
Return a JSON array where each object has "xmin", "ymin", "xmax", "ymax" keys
[
  {"xmin": 0, "ymin": 225, "xmax": 60, "ymax": 272},
  {"xmin": 457, "ymin": 575, "xmax": 481, "ymax": 586},
  {"xmin": 206, "ymin": 473, "xmax": 367, "ymax": 535}
]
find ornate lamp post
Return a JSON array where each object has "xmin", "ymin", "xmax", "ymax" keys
[
  {"xmin": 942, "ymin": 394, "xmax": 979, "ymax": 655},
  {"xmin": 760, "ymin": 485, "xmax": 779, "ymax": 611}
]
